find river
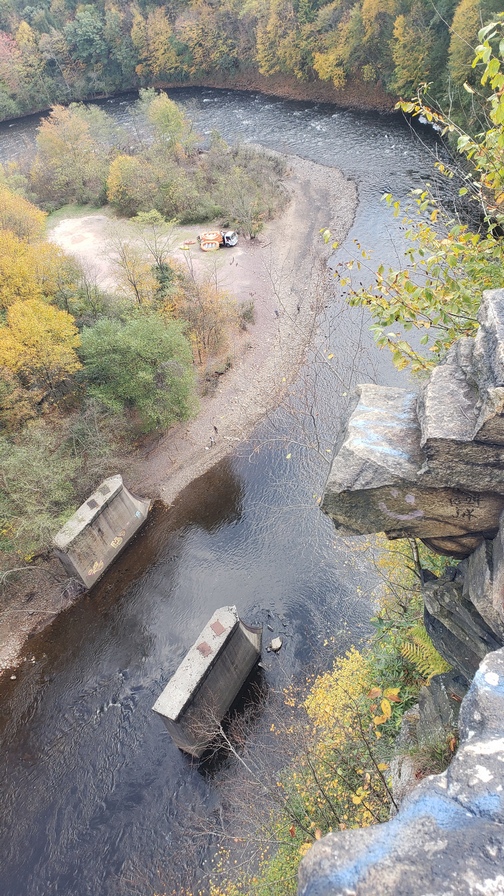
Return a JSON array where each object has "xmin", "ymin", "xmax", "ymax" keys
[{"xmin": 0, "ymin": 89, "xmax": 441, "ymax": 896}]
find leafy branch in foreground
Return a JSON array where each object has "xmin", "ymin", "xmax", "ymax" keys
[
  {"xmin": 332, "ymin": 20, "xmax": 504, "ymax": 373},
  {"xmin": 402, "ymin": 17, "xmax": 504, "ymax": 223},
  {"xmin": 336, "ymin": 192, "xmax": 503, "ymax": 373}
]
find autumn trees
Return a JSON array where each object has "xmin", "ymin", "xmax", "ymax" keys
[
  {"xmin": 0, "ymin": 188, "xmax": 83, "ymax": 425},
  {"xmin": 0, "ymin": 183, "xmax": 203, "ymax": 432},
  {"xmin": 0, "ymin": 179, "xmax": 194, "ymax": 568},
  {"xmin": 25, "ymin": 93, "xmax": 287, "ymax": 236},
  {"xmin": 31, "ymin": 103, "xmax": 118, "ymax": 207},
  {"xmin": 0, "ymin": 0, "xmax": 500, "ymax": 126},
  {"xmin": 0, "ymin": 298, "xmax": 82, "ymax": 398}
]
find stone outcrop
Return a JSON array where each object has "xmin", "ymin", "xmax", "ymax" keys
[
  {"xmin": 321, "ymin": 382, "xmax": 504, "ymax": 551},
  {"xmin": 322, "ymin": 290, "xmax": 504, "ymax": 559},
  {"xmin": 389, "ymin": 670, "xmax": 466, "ymax": 810},
  {"xmin": 320, "ymin": 289, "xmax": 504, "ymax": 679},
  {"xmin": 298, "ymin": 648, "xmax": 504, "ymax": 896},
  {"xmin": 303, "ymin": 289, "xmax": 504, "ymax": 896}
]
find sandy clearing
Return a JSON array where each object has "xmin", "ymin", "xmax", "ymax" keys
[
  {"xmin": 49, "ymin": 155, "xmax": 357, "ymax": 503},
  {"xmin": 0, "ymin": 155, "xmax": 357, "ymax": 675}
]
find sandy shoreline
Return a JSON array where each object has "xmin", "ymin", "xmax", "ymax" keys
[
  {"xmin": 127, "ymin": 156, "xmax": 357, "ymax": 502},
  {"xmin": 0, "ymin": 155, "xmax": 357, "ymax": 676}
]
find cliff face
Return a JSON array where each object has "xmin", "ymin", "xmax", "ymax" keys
[
  {"xmin": 300, "ymin": 289, "xmax": 504, "ymax": 895},
  {"xmin": 299, "ymin": 646, "xmax": 504, "ymax": 896},
  {"xmin": 321, "ymin": 289, "xmax": 504, "ymax": 561}
]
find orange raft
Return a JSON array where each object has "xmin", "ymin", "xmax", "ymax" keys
[{"xmin": 198, "ymin": 230, "xmax": 238, "ymax": 251}]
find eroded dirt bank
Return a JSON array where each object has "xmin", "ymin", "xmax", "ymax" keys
[
  {"xmin": 158, "ymin": 72, "xmax": 396, "ymax": 114},
  {"xmin": 0, "ymin": 155, "xmax": 357, "ymax": 676}
]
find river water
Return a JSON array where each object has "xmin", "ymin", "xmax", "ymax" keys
[{"xmin": 0, "ymin": 90, "xmax": 441, "ymax": 896}]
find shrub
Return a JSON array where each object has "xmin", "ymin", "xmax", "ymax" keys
[{"xmin": 79, "ymin": 312, "xmax": 196, "ymax": 432}]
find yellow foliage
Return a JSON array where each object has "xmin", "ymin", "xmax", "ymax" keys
[
  {"xmin": 0, "ymin": 299, "xmax": 81, "ymax": 394},
  {"xmin": 142, "ymin": 8, "xmax": 180, "ymax": 78},
  {"xmin": 174, "ymin": 275, "xmax": 239, "ymax": 364},
  {"xmin": 304, "ymin": 647, "xmax": 371, "ymax": 729},
  {"xmin": 29, "ymin": 241, "xmax": 78, "ymax": 297},
  {"xmin": 106, "ymin": 153, "xmax": 157, "ymax": 216},
  {"xmin": 0, "ymin": 230, "xmax": 42, "ymax": 309},
  {"xmin": 0, "ymin": 184, "xmax": 46, "ymax": 241},
  {"xmin": 0, "ymin": 230, "xmax": 78, "ymax": 310},
  {"xmin": 31, "ymin": 104, "xmax": 108, "ymax": 206},
  {"xmin": 313, "ymin": 49, "xmax": 346, "ymax": 89},
  {"xmin": 361, "ymin": 0, "xmax": 398, "ymax": 38}
]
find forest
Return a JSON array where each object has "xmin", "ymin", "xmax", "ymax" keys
[{"xmin": 0, "ymin": 0, "xmax": 502, "ymax": 124}]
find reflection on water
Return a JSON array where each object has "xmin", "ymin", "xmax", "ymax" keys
[
  {"xmin": 167, "ymin": 457, "xmax": 245, "ymax": 533},
  {"xmin": 0, "ymin": 89, "xmax": 440, "ymax": 896}
]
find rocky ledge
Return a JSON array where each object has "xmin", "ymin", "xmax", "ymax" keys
[
  {"xmin": 322, "ymin": 289, "xmax": 504, "ymax": 560},
  {"xmin": 303, "ymin": 290, "xmax": 504, "ymax": 895},
  {"xmin": 299, "ymin": 647, "xmax": 504, "ymax": 896}
]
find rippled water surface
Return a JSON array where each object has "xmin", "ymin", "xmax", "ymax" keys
[{"xmin": 0, "ymin": 90, "xmax": 441, "ymax": 896}]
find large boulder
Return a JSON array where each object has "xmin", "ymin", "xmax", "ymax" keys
[
  {"xmin": 321, "ymin": 383, "xmax": 504, "ymax": 546},
  {"xmin": 322, "ymin": 290, "xmax": 504, "ymax": 559}
]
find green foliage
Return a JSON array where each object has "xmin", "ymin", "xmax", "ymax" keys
[
  {"xmin": 239, "ymin": 299, "xmax": 256, "ymax": 329},
  {"xmin": 137, "ymin": 88, "xmax": 197, "ymax": 158},
  {"xmin": 340, "ymin": 192, "xmax": 504, "ymax": 372},
  {"xmin": 390, "ymin": 10, "xmax": 433, "ymax": 96},
  {"xmin": 404, "ymin": 15, "xmax": 504, "ymax": 221},
  {"xmin": 79, "ymin": 312, "xmax": 196, "ymax": 433},
  {"xmin": 0, "ymin": 0, "xmax": 481, "ymax": 127},
  {"xmin": 407, "ymin": 730, "xmax": 459, "ymax": 777},
  {"xmin": 104, "ymin": 94, "xmax": 287, "ymax": 226},
  {"xmin": 63, "ymin": 5, "xmax": 108, "ymax": 67},
  {"xmin": 399, "ymin": 623, "xmax": 451, "ymax": 682},
  {"xmin": 0, "ymin": 423, "xmax": 78, "ymax": 558},
  {"xmin": 370, "ymin": 538, "xmax": 452, "ymax": 686},
  {"xmin": 340, "ymin": 27, "xmax": 504, "ymax": 372},
  {"xmin": 0, "ymin": 402, "xmax": 125, "ymax": 565}
]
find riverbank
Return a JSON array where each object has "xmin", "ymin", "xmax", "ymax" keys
[
  {"xmin": 0, "ymin": 155, "xmax": 357, "ymax": 677},
  {"xmin": 0, "ymin": 73, "xmax": 396, "ymax": 128},
  {"xmin": 156, "ymin": 72, "xmax": 396, "ymax": 115}
]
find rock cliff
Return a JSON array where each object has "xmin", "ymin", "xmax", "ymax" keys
[
  {"xmin": 321, "ymin": 289, "xmax": 504, "ymax": 560},
  {"xmin": 299, "ymin": 290, "xmax": 504, "ymax": 895},
  {"xmin": 299, "ymin": 647, "xmax": 504, "ymax": 896}
]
